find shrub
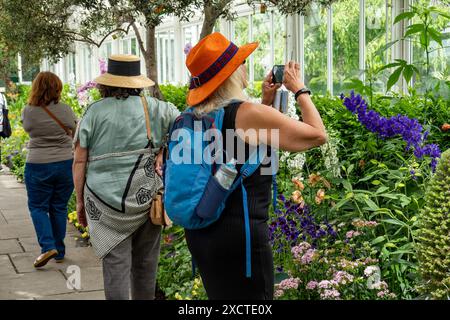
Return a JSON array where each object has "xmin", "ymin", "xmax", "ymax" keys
[
  {"xmin": 416, "ymin": 149, "xmax": 450, "ymax": 299},
  {"xmin": 160, "ymin": 84, "xmax": 189, "ymax": 112}
]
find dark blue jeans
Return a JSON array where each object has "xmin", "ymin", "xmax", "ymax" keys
[{"xmin": 24, "ymin": 159, "xmax": 74, "ymax": 259}]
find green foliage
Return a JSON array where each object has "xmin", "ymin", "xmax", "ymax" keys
[
  {"xmin": 416, "ymin": 149, "xmax": 450, "ymax": 299},
  {"xmin": 382, "ymin": 3, "xmax": 450, "ymax": 96},
  {"xmin": 275, "ymin": 89, "xmax": 450, "ymax": 299},
  {"xmin": 245, "ymin": 81, "xmax": 263, "ymax": 98},
  {"xmin": 157, "ymin": 226, "xmax": 207, "ymax": 300},
  {"xmin": 159, "ymin": 84, "xmax": 189, "ymax": 111}
]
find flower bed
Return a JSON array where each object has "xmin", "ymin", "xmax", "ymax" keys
[{"xmin": 2, "ymin": 79, "xmax": 449, "ymax": 299}]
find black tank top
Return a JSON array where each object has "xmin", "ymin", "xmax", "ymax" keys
[{"xmin": 221, "ymin": 101, "xmax": 272, "ymax": 221}]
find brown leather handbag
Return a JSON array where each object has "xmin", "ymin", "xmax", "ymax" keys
[{"xmin": 141, "ymin": 96, "xmax": 172, "ymax": 228}]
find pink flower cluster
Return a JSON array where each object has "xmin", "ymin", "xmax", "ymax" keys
[
  {"xmin": 371, "ymin": 281, "xmax": 388, "ymax": 290},
  {"xmin": 99, "ymin": 58, "xmax": 107, "ymax": 74},
  {"xmin": 306, "ymin": 280, "xmax": 341, "ymax": 299},
  {"xmin": 76, "ymin": 59, "xmax": 107, "ymax": 105},
  {"xmin": 306, "ymin": 281, "xmax": 319, "ymax": 290},
  {"xmin": 291, "ymin": 242, "xmax": 311, "ymax": 259},
  {"xmin": 291, "ymin": 242, "xmax": 317, "ymax": 265},
  {"xmin": 352, "ymin": 219, "xmax": 378, "ymax": 228},
  {"xmin": 377, "ymin": 290, "xmax": 396, "ymax": 299},
  {"xmin": 320, "ymin": 289, "xmax": 341, "ymax": 300},
  {"xmin": 338, "ymin": 258, "xmax": 361, "ymax": 270},
  {"xmin": 77, "ymin": 80, "xmax": 97, "ymax": 94},
  {"xmin": 274, "ymin": 277, "xmax": 301, "ymax": 298},
  {"xmin": 300, "ymin": 249, "xmax": 317, "ymax": 264},
  {"xmin": 346, "ymin": 230, "xmax": 362, "ymax": 238},
  {"xmin": 333, "ymin": 271, "xmax": 354, "ymax": 285},
  {"xmin": 318, "ymin": 280, "xmax": 336, "ymax": 289},
  {"xmin": 274, "ymin": 289, "xmax": 284, "ymax": 298},
  {"xmin": 364, "ymin": 265, "xmax": 379, "ymax": 277},
  {"xmin": 277, "ymin": 277, "xmax": 301, "ymax": 290}
]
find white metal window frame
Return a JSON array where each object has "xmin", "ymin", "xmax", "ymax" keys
[
  {"xmin": 295, "ymin": 0, "xmax": 399, "ymax": 96},
  {"xmin": 36, "ymin": 0, "xmax": 429, "ymax": 92}
]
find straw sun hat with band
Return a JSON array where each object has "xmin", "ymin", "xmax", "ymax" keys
[
  {"xmin": 186, "ymin": 32, "xmax": 258, "ymax": 106},
  {"xmin": 94, "ymin": 54, "xmax": 155, "ymax": 88}
]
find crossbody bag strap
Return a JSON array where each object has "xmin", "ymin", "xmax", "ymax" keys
[
  {"xmin": 140, "ymin": 96, "xmax": 152, "ymax": 142},
  {"xmin": 41, "ymin": 106, "xmax": 72, "ymax": 136}
]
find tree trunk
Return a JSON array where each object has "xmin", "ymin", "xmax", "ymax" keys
[
  {"xmin": 200, "ymin": 3, "xmax": 221, "ymax": 39},
  {"xmin": 144, "ymin": 25, "xmax": 164, "ymax": 100}
]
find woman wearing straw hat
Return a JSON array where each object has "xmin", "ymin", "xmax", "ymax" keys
[
  {"xmin": 73, "ymin": 54, "xmax": 180, "ymax": 300},
  {"xmin": 183, "ymin": 32, "xmax": 327, "ymax": 299}
]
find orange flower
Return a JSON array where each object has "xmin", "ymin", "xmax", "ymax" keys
[
  {"xmin": 359, "ymin": 159, "xmax": 365, "ymax": 168},
  {"xmin": 308, "ymin": 173, "xmax": 321, "ymax": 186},
  {"xmin": 321, "ymin": 178, "xmax": 331, "ymax": 189},
  {"xmin": 163, "ymin": 234, "xmax": 173, "ymax": 245},
  {"xmin": 292, "ymin": 178, "xmax": 305, "ymax": 191},
  {"xmin": 291, "ymin": 190, "xmax": 304, "ymax": 204},
  {"xmin": 315, "ymin": 189, "xmax": 326, "ymax": 205},
  {"xmin": 441, "ymin": 123, "xmax": 450, "ymax": 131}
]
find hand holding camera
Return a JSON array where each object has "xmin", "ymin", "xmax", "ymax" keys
[
  {"xmin": 261, "ymin": 70, "xmax": 282, "ymax": 106},
  {"xmin": 281, "ymin": 61, "xmax": 305, "ymax": 93}
]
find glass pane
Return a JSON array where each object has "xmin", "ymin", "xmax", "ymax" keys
[
  {"xmin": 252, "ymin": 13, "xmax": 271, "ymax": 81},
  {"xmin": 304, "ymin": 3, "xmax": 327, "ymax": 94},
  {"xmin": 106, "ymin": 43, "xmax": 112, "ymax": 57},
  {"xmin": 121, "ymin": 39, "xmax": 129, "ymax": 54},
  {"xmin": 158, "ymin": 34, "xmax": 164, "ymax": 82},
  {"xmin": 214, "ymin": 19, "xmax": 221, "ymax": 33},
  {"xmin": 366, "ymin": 0, "xmax": 389, "ymax": 92},
  {"xmin": 131, "ymin": 38, "xmax": 138, "ymax": 56},
  {"xmin": 273, "ymin": 11, "xmax": 286, "ymax": 65},
  {"xmin": 333, "ymin": 0, "xmax": 360, "ymax": 95},
  {"xmin": 170, "ymin": 31, "xmax": 175, "ymax": 82},
  {"xmin": 21, "ymin": 58, "xmax": 40, "ymax": 82},
  {"xmin": 234, "ymin": 15, "xmax": 249, "ymax": 44},
  {"xmin": 411, "ymin": 0, "xmax": 450, "ymax": 92}
]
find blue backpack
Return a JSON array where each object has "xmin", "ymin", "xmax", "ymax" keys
[{"xmin": 164, "ymin": 101, "xmax": 277, "ymax": 278}]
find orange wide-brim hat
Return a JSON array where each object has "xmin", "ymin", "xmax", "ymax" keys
[{"xmin": 186, "ymin": 32, "xmax": 258, "ymax": 106}]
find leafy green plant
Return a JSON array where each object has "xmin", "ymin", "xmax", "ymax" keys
[
  {"xmin": 382, "ymin": 4, "xmax": 450, "ymax": 94},
  {"xmin": 160, "ymin": 84, "xmax": 189, "ymax": 111},
  {"xmin": 157, "ymin": 226, "xmax": 207, "ymax": 300},
  {"xmin": 416, "ymin": 148, "xmax": 450, "ymax": 299}
]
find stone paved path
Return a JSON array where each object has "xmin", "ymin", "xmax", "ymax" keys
[{"xmin": 0, "ymin": 168, "xmax": 105, "ymax": 300}]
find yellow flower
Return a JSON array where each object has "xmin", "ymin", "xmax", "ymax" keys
[
  {"xmin": 174, "ymin": 293, "xmax": 182, "ymax": 300},
  {"xmin": 192, "ymin": 290, "xmax": 198, "ymax": 296}
]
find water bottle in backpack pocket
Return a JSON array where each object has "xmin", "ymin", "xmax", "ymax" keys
[{"xmin": 195, "ymin": 159, "xmax": 237, "ymax": 219}]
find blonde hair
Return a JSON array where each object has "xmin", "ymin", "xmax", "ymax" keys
[{"xmin": 194, "ymin": 65, "xmax": 248, "ymax": 115}]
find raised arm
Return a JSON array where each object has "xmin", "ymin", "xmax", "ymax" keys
[{"xmin": 235, "ymin": 61, "xmax": 327, "ymax": 152}]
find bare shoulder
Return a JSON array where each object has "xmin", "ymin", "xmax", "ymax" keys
[{"xmin": 236, "ymin": 101, "xmax": 284, "ymax": 130}]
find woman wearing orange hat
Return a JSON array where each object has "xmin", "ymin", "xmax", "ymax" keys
[{"xmin": 184, "ymin": 32, "xmax": 327, "ymax": 299}]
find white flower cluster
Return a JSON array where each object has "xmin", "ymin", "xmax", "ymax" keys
[
  {"xmin": 320, "ymin": 129, "xmax": 342, "ymax": 178},
  {"xmin": 286, "ymin": 91, "xmax": 300, "ymax": 121},
  {"xmin": 287, "ymin": 152, "xmax": 306, "ymax": 172}
]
